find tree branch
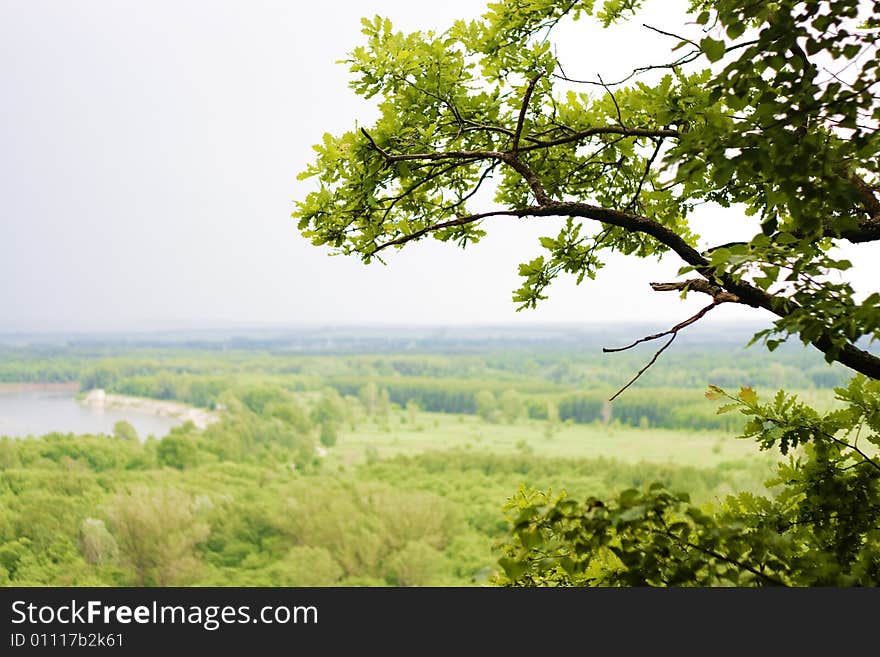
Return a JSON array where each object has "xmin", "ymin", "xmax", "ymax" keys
[
  {"xmin": 641, "ymin": 23, "xmax": 699, "ymax": 48},
  {"xmin": 604, "ymin": 301, "xmax": 721, "ymax": 401},
  {"xmin": 368, "ymin": 209, "xmax": 528, "ymax": 255},
  {"xmin": 534, "ymin": 201, "xmax": 707, "ymax": 266},
  {"xmin": 513, "ymin": 73, "xmax": 543, "ymax": 155},
  {"xmin": 597, "ymin": 74, "xmax": 625, "ymax": 127},
  {"xmin": 704, "ymin": 207, "xmax": 880, "ymax": 249},
  {"xmin": 518, "ymin": 125, "xmax": 679, "ymax": 152},
  {"xmin": 361, "ymin": 126, "xmax": 680, "ymax": 163},
  {"xmin": 498, "ymin": 154, "xmax": 553, "ymax": 204},
  {"xmin": 625, "ymin": 137, "xmax": 664, "ymax": 212},
  {"xmin": 604, "ymin": 300, "xmax": 721, "ymax": 354},
  {"xmin": 607, "ymin": 333, "xmax": 677, "ymax": 402},
  {"xmin": 360, "ymin": 185, "xmax": 880, "ymax": 379},
  {"xmin": 650, "ymin": 279, "xmax": 740, "ymax": 303},
  {"xmin": 849, "ymin": 171, "xmax": 880, "ymax": 237}
]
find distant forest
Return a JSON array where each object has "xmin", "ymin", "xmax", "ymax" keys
[{"xmin": 0, "ymin": 325, "xmax": 860, "ymax": 586}]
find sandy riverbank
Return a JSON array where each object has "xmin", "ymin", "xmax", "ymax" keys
[{"xmin": 82, "ymin": 389, "xmax": 219, "ymax": 430}]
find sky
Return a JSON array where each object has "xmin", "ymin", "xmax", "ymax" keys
[{"xmin": 1, "ymin": 0, "xmax": 877, "ymax": 333}]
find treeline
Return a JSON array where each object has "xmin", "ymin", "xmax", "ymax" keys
[
  {"xmin": 3, "ymin": 387, "xmax": 320, "ymax": 472},
  {"xmin": 109, "ymin": 374, "xmax": 233, "ymax": 409},
  {"xmin": 0, "ymin": 341, "xmax": 846, "ymax": 442},
  {"xmin": 327, "ymin": 376, "xmax": 558, "ymax": 415},
  {"xmin": 69, "ymin": 366, "xmax": 808, "ymax": 433},
  {"xmin": 0, "ymin": 360, "xmax": 80, "ymax": 383},
  {"xmin": 557, "ymin": 389, "xmax": 747, "ymax": 432},
  {"xmin": 0, "ymin": 338, "xmax": 853, "ymax": 393},
  {"xmin": 328, "ymin": 378, "xmax": 748, "ymax": 431},
  {"xmin": 88, "ymin": 371, "xmax": 751, "ymax": 432}
]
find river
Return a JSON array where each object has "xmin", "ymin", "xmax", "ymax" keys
[{"xmin": 0, "ymin": 387, "xmax": 182, "ymax": 440}]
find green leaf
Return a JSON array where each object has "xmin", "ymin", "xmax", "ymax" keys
[
  {"xmin": 498, "ymin": 557, "xmax": 528, "ymax": 580},
  {"xmin": 738, "ymin": 387, "xmax": 758, "ymax": 406},
  {"xmin": 725, "ymin": 22, "xmax": 745, "ymax": 40},
  {"xmin": 700, "ymin": 37, "xmax": 726, "ymax": 62}
]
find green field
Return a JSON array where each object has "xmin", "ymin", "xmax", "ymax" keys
[{"xmin": 329, "ymin": 409, "xmax": 766, "ymax": 467}]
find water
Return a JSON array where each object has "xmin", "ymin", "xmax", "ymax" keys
[{"xmin": 0, "ymin": 390, "xmax": 180, "ymax": 439}]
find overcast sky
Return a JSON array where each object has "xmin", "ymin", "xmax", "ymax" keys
[{"xmin": 2, "ymin": 1, "xmax": 877, "ymax": 332}]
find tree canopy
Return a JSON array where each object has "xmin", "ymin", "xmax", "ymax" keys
[
  {"xmin": 294, "ymin": 0, "xmax": 880, "ymax": 585},
  {"xmin": 295, "ymin": 0, "xmax": 879, "ymax": 378}
]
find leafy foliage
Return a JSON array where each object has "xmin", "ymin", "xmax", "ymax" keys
[
  {"xmin": 497, "ymin": 379, "xmax": 880, "ymax": 585},
  {"xmin": 292, "ymin": 0, "xmax": 880, "ymax": 586},
  {"xmin": 294, "ymin": 0, "xmax": 880, "ymax": 380}
]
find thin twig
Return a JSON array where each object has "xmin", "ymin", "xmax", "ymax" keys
[
  {"xmin": 597, "ymin": 74, "xmax": 624, "ymax": 127},
  {"xmin": 642, "ymin": 23, "xmax": 699, "ymax": 48},
  {"xmin": 437, "ymin": 163, "xmax": 499, "ymax": 213},
  {"xmin": 821, "ymin": 430, "xmax": 880, "ymax": 475},
  {"xmin": 517, "ymin": 125, "xmax": 679, "ymax": 152},
  {"xmin": 360, "ymin": 128, "xmax": 392, "ymax": 159},
  {"xmin": 550, "ymin": 38, "xmax": 759, "ymax": 88},
  {"xmin": 368, "ymin": 209, "xmax": 525, "ymax": 255},
  {"xmin": 605, "ymin": 301, "xmax": 720, "ymax": 401},
  {"xmin": 626, "ymin": 137, "xmax": 664, "ymax": 212},
  {"xmin": 604, "ymin": 300, "xmax": 719, "ymax": 353},
  {"xmin": 608, "ymin": 333, "xmax": 678, "ymax": 402},
  {"xmin": 378, "ymin": 159, "xmax": 481, "ymax": 222},
  {"xmin": 552, "ymin": 50, "xmax": 701, "ymax": 87},
  {"xmin": 513, "ymin": 73, "xmax": 543, "ymax": 155}
]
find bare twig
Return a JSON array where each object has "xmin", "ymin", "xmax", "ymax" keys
[
  {"xmin": 438, "ymin": 163, "xmax": 499, "ymax": 213},
  {"xmin": 605, "ymin": 300, "xmax": 721, "ymax": 400},
  {"xmin": 607, "ymin": 333, "xmax": 678, "ymax": 402},
  {"xmin": 604, "ymin": 300, "xmax": 720, "ymax": 354},
  {"xmin": 641, "ymin": 23, "xmax": 699, "ymax": 48},
  {"xmin": 378, "ymin": 159, "xmax": 481, "ymax": 222},
  {"xmin": 550, "ymin": 38, "xmax": 758, "ymax": 88},
  {"xmin": 552, "ymin": 50, "xmax": 701, "ymax": 87}
]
